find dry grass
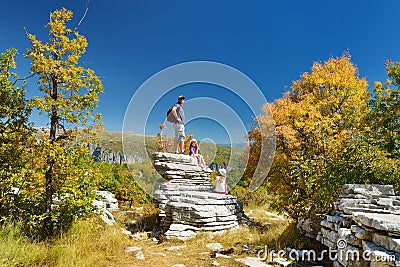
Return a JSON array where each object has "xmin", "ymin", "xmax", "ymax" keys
[
  {"xmin": 125, "ymin": 204, "xmax": 300, "ymax": 267},
  {"xmin": 0, "ymin": 217, "xmax": 138, "ymax": 266},
  {"xmin": 126, "ymin": 222, "xmax": 295, "ymax": 266},
  {"xmin": 0, "ymin": 203, "xmax": 322, "ymax": 267}
]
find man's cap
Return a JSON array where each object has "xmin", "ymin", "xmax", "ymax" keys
[
  {"xmin": 219, "ymin": 168, "xmax": 226, "ymax": 176},
  {"xmin": 178, "ymin": 95, "xmax": 185, "ymax": 100}
]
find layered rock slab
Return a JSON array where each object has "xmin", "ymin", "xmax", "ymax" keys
[
  {"xmin": 317, "ymin": 184, "xmax": 400, "ymax": 267},
  {"xmin": 153, "ymin": 152, "xmax": 244, "ymax": 240}
]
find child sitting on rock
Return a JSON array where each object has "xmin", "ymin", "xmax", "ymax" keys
[
  {"xmin": 189, "ymin": 138, "xmax": 206, "ymax": 168},
  {"xmin": 215, "ymin": 168, "xmax": 229, "ymax": 195}
]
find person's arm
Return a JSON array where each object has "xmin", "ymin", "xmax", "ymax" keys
[{"xmin": 171, "ymin": 106, "xmax": 182, "ymax": 123}]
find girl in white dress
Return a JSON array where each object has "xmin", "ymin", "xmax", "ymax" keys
[{"xmin": 215, "ymin": 168, "xmax": 228, "ymax": 194}]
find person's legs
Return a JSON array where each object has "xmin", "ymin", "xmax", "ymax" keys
[
  {"xmin": 173, "ymin": 123, "xmax": 185, "ymax": 153},
  {"xmin": 195, "ymin": 155, "xmax": 202, "ymax": 166},
  {"xmin": 199, "ymin": 155, "xmax": 206, "ymax": 167},
  {"xmin": 194, "ymin": 154, "xmax": 205, "ymax": 167},
  {"xmin": 177, "ymin": 123, "xmax": 185, "ymax": 153},
  {"xmin": 173, "ymin": 123, "xmax": 179, "ymax": 153}
]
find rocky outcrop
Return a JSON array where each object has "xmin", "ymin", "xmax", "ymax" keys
[
  {"xmin": 317, "ymin": 184, "xmax": 400, "ymax": 267},
  {"xmin": 153, "ymin": 152, "xmax": 244, "ymax": 240},
  {"xmin": 92, "ymin": 190, "xmax": 119, "ymax": 225},
  {"xmin": 91, "ymin": 146, "xmax": 142, "ymax": 164}
]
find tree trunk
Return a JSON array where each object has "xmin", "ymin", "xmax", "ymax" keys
[{"xmin": 44, "ymin": 77, "xmax": 58, "ymax": 237}]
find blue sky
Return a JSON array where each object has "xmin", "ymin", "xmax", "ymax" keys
[{"xmin": 1, "ymin": 1, "xmax": 400, "ymax": 144}]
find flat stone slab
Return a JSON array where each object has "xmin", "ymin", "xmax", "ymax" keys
[
  {"xmin": 342, "ymin": 206, "xmax": 400, "ymax": 215},
  {"xmin": 206, "ymin": 242, "xmax": 224, "ymax": 252},
  {"xmin": 342, "ymin": 184, "xmax": 395, "ymax": 196},
  {"xmin": 153, "ymin": 152, "xmax": 198, "ymax": 165},
  {"xmin": 235, "ymin": 257, "xmax": 273, "ymax": 267},
  {"xmin": 124, "ymin": 246, "xmax": 142, "ymax": 253},
  {"xmin": 353, "ymin": 212, "xmax": 400, "ymax": 233},
  {"xmin": 372, "ymin": 233, "xmax": 400, "ymax": 254},
  {"xmin": 351, "ymin": 225, "xmax": 372, "ymax": 240},
  {"xmin": 165, "ymin": 245, "xmax": 187, "ymax": 251},
  {"xmin": 154, "ymin": 161, "xmax": 203, "ymax": 172},
  {"xmin": 362, "ymin": 240, "xmax": 400, "ymax": 266}
]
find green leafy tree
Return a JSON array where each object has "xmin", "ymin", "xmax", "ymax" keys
[
  {"xmin": 24, "ymin": 8, "xmax": 104, "ymax": 237},
  {"xmin": 370, "ymin": 60, "xmax": 400, "ymax": 158},
  {"xmin": 0, "ymin": 48, "xmax": 32, "ymax": 218}
]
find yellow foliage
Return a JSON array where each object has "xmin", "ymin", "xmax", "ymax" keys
[{"xmin": 247, "ymin": 53, "xmax": 371, "ymax": 218}]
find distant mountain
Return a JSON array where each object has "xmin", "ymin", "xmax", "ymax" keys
[
  {"xmin": 97, "ymin": 131, "xmax": 245, "ymax": 167},
  {"xmin": 217, "ymin": 142, "xmax": 245, "ymax": 148},
  {"xmin": 97, "ymin": 130, "xmax": 157, "ymax": 160}
]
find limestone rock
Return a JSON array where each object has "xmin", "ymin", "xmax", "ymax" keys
[
  {"xmin": 353, "ymin": 212, "xmax": 400, "ymax": 233},
  {"xmin": 206, "ymin": 242, "xmax": 224, "ymax": 252},
  {"xmin": 362, "ymin": 240, "xmax": 400, "ymax": 267},
  {"xmin": 165, "ymin": 245, "xmax": 187, "ymax": 251},
  {"xmin": 316, "ymin": 184, "xmax": 400, "ymax": 267},
  {"xmin": 336, "ymin": 244, "xmax": 368, "ymax": 267},
  {"xmin": 93, "ymin": 190, "xmax": 119, "ymax": 211},
  {"xmin": 297, "ymin": 217, "xmax": 322, "ymax": 238},
  {"xmin": 235, "ymin": 257, "xmax": 273, "ymax": 267},
  {"xmin": 215, "ymin": 253, "xmax": 231, "ymax": 258},
  {"xmin": 211, "ymin": 260, "xmax": 220, "ymax": 266},
  {"xmin": 341, "ymin": 184, "xmax": 395, "ymax": 196},
  {"xmin": 124, "ymin": 246, "xmax": 142, "ymax": 253},
  {"xmin": 152, "ymin": 152, "xmax": 245, "ymax": 239},
  {"xmin": 92, "ymin": 190, "xmax": 119, "ymax": 225},
  {"xmin": 372, "ymin": 233, "xmax": 400, "ymax": 254},
  {"xmin": 351, "ymin": 225, "xmax": 372, "ymax": 240},
  {"xmin": 135, "ymin": 250, "xmax": 145, "ymax": 260},
  {"xmin": 120, "ymin": 228, "xmax": 132, "ymax": 236},
  {"xmin": 148, "ymin": 252, "xmax": 167, "ymax": 257},
  {"xmin": 165, "ymin": 229, "xmax": 196, "ymax": 241},
  {"xmin": 99, "ymin": 209, "xmax": 115, "ymax": 226},
  {"xmin": 271, "ymin": 257, "xmax": 293, "ymax": 267}
]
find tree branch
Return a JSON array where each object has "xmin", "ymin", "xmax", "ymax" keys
[
  {"xmin": 23, "ymin": 26, "xmax": 34, "ymax": 47},
  {"xmin": 75, "ymin": 0, "xmax": 90, "ymax": 30},
  {"xmin": 12, "ymin": 73, "xmax": 36, "ymax": 86}
]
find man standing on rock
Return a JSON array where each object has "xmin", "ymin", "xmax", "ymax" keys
[{"xmin": 170, "ymin": 95, "xmax": 185, "ymax": 154}]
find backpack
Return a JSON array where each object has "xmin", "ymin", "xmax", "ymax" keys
[{"xmin": 166, "ymin": 104, "xmax": 180, "ymax": 123}]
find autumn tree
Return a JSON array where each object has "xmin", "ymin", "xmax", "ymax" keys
[
  {"xmin": 25, "ymin": 8, "xmax": 103, "ymax": 237},
  {"xmin": 249, "ymin": 54, "xmax": 397, "ymax": 219}
]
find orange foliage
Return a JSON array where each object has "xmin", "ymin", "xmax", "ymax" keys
[{"xmin": 247, "ymin": 53, "xmax": 371, "ymax": 218}]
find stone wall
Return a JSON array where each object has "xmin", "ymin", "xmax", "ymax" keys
[
  {"xmin": 317, "ymin": 184, "xmax": 400, "ymax": 267},
  {"xmin": 153, "ymin": 152, "xmax": 244, "ymax": 240}
]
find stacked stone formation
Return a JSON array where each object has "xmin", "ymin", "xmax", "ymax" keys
[
  {"xmin": 317, "ymin": 184, "xmax": 400, "ymax": 267},
  {"xmin": 153, "ymin": 152, "xmax": 243, "ymax": 240}
]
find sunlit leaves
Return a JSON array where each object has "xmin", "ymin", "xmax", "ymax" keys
[
  {"xmin": 20, "ymin": 8, "xmax": 104, "ymax": 238},
  {"xmin": 247, "ymin": 53, "xmax": 391, "ymax": 219},
  {"xmin": 0, "ymin": 48, "xmax": 33, "ymax": 222},
  {"xmin": 370, "ymin": 60, "xmax": 400, "ymax": 158},
  {"xmin": 25, "ymin": 8, "xmax": 102, "ymax": 135}
]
